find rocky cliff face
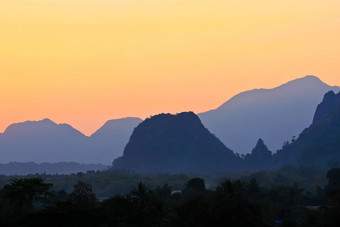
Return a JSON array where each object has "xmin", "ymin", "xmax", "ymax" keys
[
  {"xmin": 313, "ymin": 91, "xmax": 340, "ymax": 124},
  {"xmin": 274, "ymin": 91, "xmax": 340, "ymax": 168},
  {"xmin": 112, "ymin": 112, "xmax": 241, "ymax": 174}
]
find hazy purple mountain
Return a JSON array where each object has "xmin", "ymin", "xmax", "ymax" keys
[
  {"xmin": 198, "ymin": 75, "xmax": 340, "ymax": 154},
  {"xmin": 0, "ymin": 117, "xmax": 141, "ymax": 165},
  {"xmin": 273, "ymin": 90, "xmax": 340, "ymax": 168},
  {"xmin": 89, "ymin": 117, "xmax": 142, "ymax": 163},
  {"xmin": 0, "ymin": 118, "xmax": 89, "ymax": 163}
]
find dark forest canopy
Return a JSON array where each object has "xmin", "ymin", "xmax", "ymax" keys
[
  {"xmin": 0, "ymin": 166, "xmax": 328, "ymax": 198},
  {"xmin": 0, "ymin": 167, "xmax": 339, "ymax": 226}
]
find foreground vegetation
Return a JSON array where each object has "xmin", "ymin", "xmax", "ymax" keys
[
  {"xmin": 0, "ymin": 167, "xmax": 339, "ymax": 226},
  {"xmin": 0, "ymin": 166, "xmax": 328, "ymax": 198}
]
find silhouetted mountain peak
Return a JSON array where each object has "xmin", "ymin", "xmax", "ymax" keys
[
  {"xmin": 142, "ymin": 112, "xmax": 202, "ymax": 127},
  {"xmin": 243, "ymin": 138, "xmax": 272, "ymax": 171},
  {"xmin": 252, "ymin": 138, "xmax": 271, "ymax": 157},
  {"xmin": 2, "ymin": 118, "xmax": 86, "ymax": 139},
  {"xmin": 209, "ymin": 76, "xmax": 334, "ymax": 113},
  {"xmin": 41, "ymin": 118, "xmax": 55, "ymax": 123},
  {"xmin": 299, "ymin": 75, "xmax": 322, "ymax": 82},
  {"xmin": 313, "ymin": 91, "xmax": 340, "ymax": 124},
  {"xmin": 323, "ymin": 90, "xmax": 336, "ymax": 101},
  {"xmin": 4, "ymin": 118, "xmax": 57, "ymax": 134},
  {"xmin": 199, "ymin": 75, "xmax": 340, "ymax": 154},
  {"xmin": 91, "ymin": 117, "xmax": 142, "ymax": 138},
  {"xmin": 253, "ymin": 138, "xmax": 266, "ymax": 150},
  {"xmin": 112, "ymin": 112, "xmax": 240, "ymax": 173},
  {"xmin": 270, "ymin": 75, "xmax": 334, "ymax": 94},
  {"xmin": 303, "ymin": 75, "xmax": 321, "ymax": 80},
  {"xmin": 280, "ymin": 75, "xmax": 323, "ymax": 87},
  {"xmin": 0, "ymin": 117, "xmax": 141, "ymax": 164},
  {"xmin": 102, "ymin": 117, "xmax": 141, "ymax": 126},
  {"xmin": 274, "ymin": 90, "xmax": 340, "ymax": 168}
]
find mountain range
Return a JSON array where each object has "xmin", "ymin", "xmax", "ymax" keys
[
  {"xmin": 199, "ymin": 75, "xmax": 340, "ymax": 154},
  {"xmin": 0, "ymin": 118, "xmax": 141, "ymax": 165},
  {"xmin": 0, "ymin": 75, "xmax": 339, "ymax": 167},
  {"xmin": 273, "ymin": 90, "xmax": 340, "ymax": 168},
  {"xmin": 112, "ymin": 90, "xmax": 340, "ymax": 173}
]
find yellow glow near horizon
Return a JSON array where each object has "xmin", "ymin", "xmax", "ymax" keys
[{"xmin": 1, "ymin": 0, "xmax": 340, "ymax": 135}]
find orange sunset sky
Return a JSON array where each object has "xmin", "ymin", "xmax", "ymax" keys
[{"xmin": 1, "ymin": 0, "xmax": 340, "ymax": 135}]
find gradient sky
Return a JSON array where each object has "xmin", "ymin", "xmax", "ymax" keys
[{"xmin": 1, "ymin": 0, "xmax": 340, "ymax": 135}]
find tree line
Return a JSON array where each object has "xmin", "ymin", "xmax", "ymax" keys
[{"xmin": 0, "ymin": 168, "xmax": 340, "ymax": 226}]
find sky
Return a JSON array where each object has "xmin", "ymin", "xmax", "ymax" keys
[{"xmin": 1, "ymin": 0, "xmax": 340, "ymax": 135}]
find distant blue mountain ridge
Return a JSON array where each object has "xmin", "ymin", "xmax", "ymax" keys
[
  {"xmin": 199, "ymin": 75, "xmax": 340, "ymax": 154},
  {"xmin": 0, "ymin": 117, "xmax": 142, "ymax": 165},
  {"xmin": 0, "ymin": 75, "xmax": 338, "ymax": 166}
]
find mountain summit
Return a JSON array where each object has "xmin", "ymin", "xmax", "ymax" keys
[
  {"xmin": 112, "ymin": 112, "xmax": 241, "ymax": 173},
  {"xmin": 244, "ymin": 138, "xmax": 272, "ymax": 171},
  {"xmin": 313, "ymin": 91, "xmax": 340, "ymax": 124},
  {"xmin": 199, "ymin": 75, "xmax": 340, "ymax": 154},
  {"xmin": 0, "ymin": 117, "xmax": 141, "ymax": 164},
  {"xmin": 0, "ymin": 119, "xmax": 88, "ymax": 163}
]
